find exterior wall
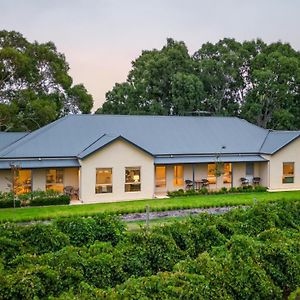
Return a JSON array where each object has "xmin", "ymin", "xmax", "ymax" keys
[
  {"xmin": 155, "ymin": 161, "xmax": 269, "ymax": 194},
  {"xmin": 267, "ymin": 137, "xmax": 300, "ymax": 191},
  {"xmin": 79, "ymin": 139, "xmax": 154, "ymax": 203},
  {"xmin": 32, "ymin": 169, "xmax": 46, "ymax": 191},
  {"xmin": 0, "ymin": 170, "xmax": 11, "ymax": 193}
]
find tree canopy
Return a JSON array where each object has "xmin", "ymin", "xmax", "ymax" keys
[
  {"xmin": 96, "ymin": 38, "xmax": 300, "ymax": 130},
  {"xmin": 0, "ymin": 30, "xmax": 93, "ymax": 131}
]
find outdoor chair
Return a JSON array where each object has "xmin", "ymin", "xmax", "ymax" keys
[
  {"xmin": 253, "ymin": 177, "xmax": 261, "ymax": 185},
  {"xmin": 201, "ymin": 179, "xmax": 210, "ymax": 188},
  {"xmin": 185, "ymin": 179, "xmax": 193, "ymax": 190},
  {"xmin": 63, "ymin": 186, "xmax": 74, "ymax": 196},
  {"xmin": 240, "ymin": 177, "xmax": 250, "ymax": 186}
]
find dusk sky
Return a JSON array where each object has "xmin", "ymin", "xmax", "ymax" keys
[{"xmin": 1, "ymin": 0, "xmax": 300, "ymax": 111}]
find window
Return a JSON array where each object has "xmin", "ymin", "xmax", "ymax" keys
[
  {"xmin": 96, "ymin": 168, "xmax": 113, "ymax": 193},
  {"xmin": 46, "ymin": 169, "xmax": 64, "ymax": 193},
  {"xmin": 207, "ymin": 164, "xmax": 217, "ymax": 184},
  {"xmin": 125, "ymin": 167, "xmax": 141, "ymax": 192},
  {"xmin": 223, "ymin": 163, "xmax": 232, "ymax": 184},
  {"xmin": 246, "ymin": 163, "xmax": 254, "ymax": 176},
  {"xmin": 155, "ymin": 166, "xmax": 166, "ymax": 188},
  {"xmin": 173, "ymin": 165, "xmax": 184, "ymax": 186},
  {"xmin": 15, "ymin": 170, "xmax": 32, "ymax": 194},
  {"xmin": 283, "ymin": 162, "xmax": 294, "ymax": 184}
]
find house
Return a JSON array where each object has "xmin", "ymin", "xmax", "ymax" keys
[{"xmin": 0, "ymin": 115, "xmax": 299, "ymax": 202}]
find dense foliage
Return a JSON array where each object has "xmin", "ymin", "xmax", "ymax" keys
[
  {"xmin": 0, "ymin": 30, "xmax": 93, "ymax": 131},
  {"xmin": 167, "ymin": 185, "xmax": 267, "ymax": 197},
  {"xmin": 97, "ymin": 38, "xmax": 300, "ymax": 130},
  {"xmin": 0, "ymin": 190, "xmax": 70, "ymax": 208},
  {"xmin": 0, "ymin": 200, "xmax": 299, "ymax": 299}
]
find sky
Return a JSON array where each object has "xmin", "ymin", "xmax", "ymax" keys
[{"xmin": 0, "ymin": 0, "xmax": 300, "ymax": 111}]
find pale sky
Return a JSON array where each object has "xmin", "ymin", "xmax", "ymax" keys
[{"xmin": 1, "ymin": 0, "xmax": 300, "ymax": 111}]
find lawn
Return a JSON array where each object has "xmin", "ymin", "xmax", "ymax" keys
[{"xmin": 0, "ymin": 191, "xmax": 300, "ymax": 223}]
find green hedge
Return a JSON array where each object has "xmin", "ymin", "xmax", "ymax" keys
[
  {"xmin": 0, "ymin": 191, "xmax": 70, "ymax": 208},
  {"xmin": 167, "ymin": 185, "xmax": 268, "ymax": 198}
]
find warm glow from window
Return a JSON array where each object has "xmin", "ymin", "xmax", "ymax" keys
[
  {"xmin": 155, "ymin": 166, "xmax": 166, "ymax": 188},
  {"xmin": 173, "ymin": 165, "xmax": 184, "ymax": 187},
  {"xmin": 223, "ymin": 163, "xmax": 232, "ymax": 184},
  {"xmin": 282, "ymin": 162, "xmax": 294, "ymax": 184},
  {"xmin": 15, "ymin": 170, "xmax": 32, "ymax": 194},
  {"xmin": 96, "ymin": 168, "xmax": 113, "ymax": 193},
  {"xmin": 46, "ymin": 169, "xmax": 64, "ymax": 193},
  {"xmin": 207, "ymin": 164, "xmax": 216, "ymax": 184},
  {"xmin": 125, "ymin": 167, "xmax": 141, "ymax": 192}
]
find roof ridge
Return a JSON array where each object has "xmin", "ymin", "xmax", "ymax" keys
[
  {"xmin": 77, "ymin": 133, "xmax": 109, "ymax": 157},
  {"xmin": 0, "ymin": 116, "xmax": 69, "ymax": 157},
  {"xmin": 259, "ymin": 130, "xmax": 271, "ymax": 153}
]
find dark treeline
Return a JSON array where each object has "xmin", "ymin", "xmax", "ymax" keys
[{"xmin": 97, "ymin": 38, "xmax": 300, "ymax": 130}]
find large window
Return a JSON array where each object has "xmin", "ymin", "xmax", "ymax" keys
[
  {"xmin": 246, "ymin": 162, "xmax": 254, "ymax": 177},
  {"xmin": 173, "ymin": 165, "xmax": 184, "ymax": 187},
  {"xmin": 207, "ymin": 164, "xmax": 217, "ymax": 184},
  {"xmin": 283, "ymin": 162, "xmax": 294, "ymax": 184},
  {"xmin": 46, "ymin": 169, "xmax": 64, "ymax": 193},
  {"xmin": 155, "ymin": 166, "xmax": 166, "ymax": 188},
  {"xmin": 15, "ymin": 170, "xmax": 32, "ymax": 194},
  {"xmin": 223, "ymin": 163, "xmax": 232, "ymax": 184},
  {"xmin": 96, "ymin": 168, "xmax": 113, "ymax": 193},
  {"xmin": 125, "ymin": 167, "xmax": 141, "ymax": 192}
]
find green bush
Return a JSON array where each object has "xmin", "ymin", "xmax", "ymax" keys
[
  {"xmin": 55, "ymin": 217, "xmax": 97, "ymax": 247},
  {"xmin": 29, "ymin": 194, "xmax": 70, "ymax": 206}
]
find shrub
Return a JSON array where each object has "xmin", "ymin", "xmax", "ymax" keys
[
  {"xmin": 21, "ymin": 224, "xmax": 70, "ymax": 254},
  {"xmin": 55, "ymin": 217, "xmax": 97, "ymax": 247},
  {"xmin": 29, "ymin": 194, "xmax": 70, "ymax": 206}
]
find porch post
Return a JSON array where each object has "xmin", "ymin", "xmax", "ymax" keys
[
  {"xmin": 231, "ymin": 163, "xmax": 234, "ymax": 188},
  {"xmin": 192, "ymin": 164, "xmax": 195, "ymax": 189}
]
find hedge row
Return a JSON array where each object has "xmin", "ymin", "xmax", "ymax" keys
[
  {"xmin": 0, "ymin": 200, "xmax": 299, "ymax": 299},
  {"xmin": 0, "ymin": 191, "xmax": 70, "ymax": 208},
  {"xmin": 167, "ymin": 185, "xmax": 267, "ymax": 197}
]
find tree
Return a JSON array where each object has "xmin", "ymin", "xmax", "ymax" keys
[
  {"xmin": 0, "ymin": 30, "xmax": 93, "ymax": 131},
  {"xmin": 97, "ymin": 38, "xmax": 300, "ymax": 130}
]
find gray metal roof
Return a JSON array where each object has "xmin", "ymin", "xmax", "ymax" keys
[
  {"xmin": 0, "ymin": 115, "xmax": 298, "ymax": 163},
  {"xmin": 154, "ymin": 155, "xmax": 267, "ymax": 165},
  {"xmin": 0, "ymin": 159, "xmax": 80, "ymax": 170},
  {"xmin": 0, "ymin": 132, "xmax": 28, "ymax": 151},
  {"xmin": 261, "ymin": 131, "xmax": 300, "ymax": 154}
]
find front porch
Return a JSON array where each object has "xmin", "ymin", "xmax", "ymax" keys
[{"xmin": 154, "ymin": 161, "xmax": 269, "ymax": 194}]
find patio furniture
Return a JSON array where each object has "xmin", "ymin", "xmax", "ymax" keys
[
  {"xmin": 185, "ymin": 179, "xmax": 193, "ymax": 190},
  {"xmin": 63, "ymin": 185, "xmax": 74, "ymax": 196},
  {"xmin": 240, "ymin": 177, "xmax": 250, "ymax": 186},
  {"xmin": 253, "ymin": 177, "xmax": 261, "ymax": 185},
  {"xmin": 201, "ymin": 179, "xmax": 210, "ymax": 188}
]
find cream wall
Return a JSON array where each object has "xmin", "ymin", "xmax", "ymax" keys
[
  {"xmin": 0, "ymin": 170, "xmax": 11, "ymax": 193},
  {"xmin": 267, "ymin": 137, "xmax": 300, "ymax": 191},
  {"xmin": 79, "ymin": 139, "xmax": 154, "ymax": 203}
]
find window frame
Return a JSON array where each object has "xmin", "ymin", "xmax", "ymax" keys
[
  {"xmin": 155, "ymin": 165, "xmax": 166, "ymax": 188},
  {"xmin": 46, "ymin": 168, "xmax": 64, "ymax": 193},
  {"xmin": 173, "ymin": 165, "xmax": 184, "ymax": 187},
  {"xmin": 223, "ymin": 163, "xmax": 232, "ymax": 184},
  {"xmin": 125, "ymin": 167, "xmax": 141, "ymax": 192},
  {"xmin": 95, "ymin": 168, "xmax": 113, "ymax": 194},
  {"xmin": 282, "ymin": 162, "xmax": 295, "ymax": 184}
]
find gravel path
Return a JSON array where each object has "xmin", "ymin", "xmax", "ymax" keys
[{"xmin": 121, "ymin": 206, "xmax": 244, "ymax": 222}]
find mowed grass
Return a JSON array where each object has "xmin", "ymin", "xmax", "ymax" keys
[{"xmin": 0, "ymin": 191, "xmax": 300, "ymax": 223}]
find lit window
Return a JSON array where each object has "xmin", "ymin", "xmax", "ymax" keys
[
  {"xmin": 155, "ymin": 166, "xmax": 166, "ymax": 188},
  {"xmin": 125, "ymin": 167, "xmax": 141, "ymax": 192},
  {"xmin": 173, "ymin": 165, "xmax": 184, "ymax": 187},
  {"xmin": 46, "ymin": 169, "xmax": 64, "ymax": 193},
  {"xmin": 207, "ymin": 164, "xmax": 217, "ymax": 184},
  {"xmin": 282, "ymin": 162, "xmax": 294, "ymax": 184},
  {"xmin": 96, "ymin": 168, "xmax": 112, "ymax": 193},
  {"xmin": 15, "ymin": 170, "xmax": 32, "ymax": 194},
  {"xmin": 223, "ymin": 163, "xmax": 232, "ymax": 184}
]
